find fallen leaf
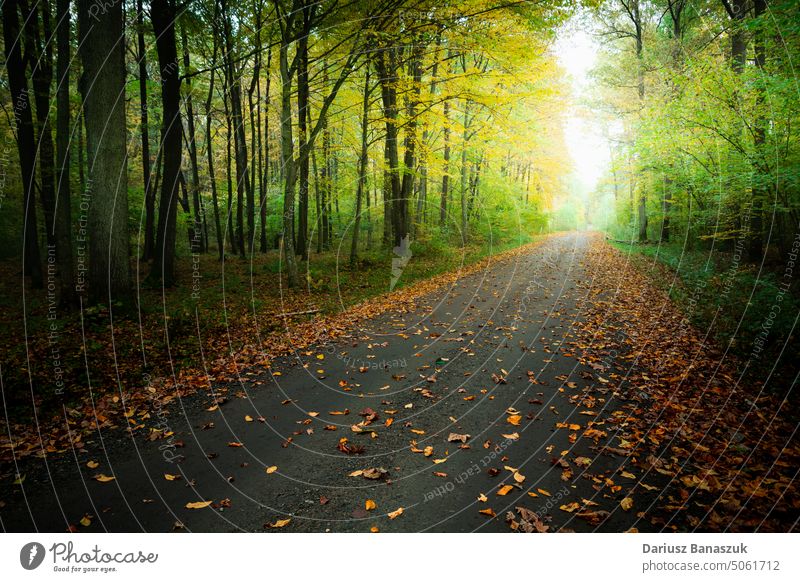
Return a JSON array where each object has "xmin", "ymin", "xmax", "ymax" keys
[
  {"xmin": 265, "ymin": 465, "xmax": 278, "ymax": 474},
  {"xmin": 93, "ymin": 474, "xmax": 115, "ymax": 483},
  {"xmin": 86, "ymin": 461, "xmax": 99, "ymax": 469},
  {"xmin": 388, "ymin": 507, "xmax": 404, "ymax": 519},
  {"xmin": 268, "ymin": 518, "xmax": 291, "ymax": 528},
  {"xmin": 479, "ymin": 508, "xmax": 496, "ymax": 517},
  {"xmin": 507, "ymin": 415, "xmax": 522, "ymax": 426},
  {"xmin": 620, "ymin": 497, "xmax": 634, "ymax": 511},
  {"xmin": 497, "ymin": 485, "xmax": 514, "ymax": 496},
  {"xmin": 185, "ymin": 501, "xmax": 213, "ymax": 509},
  {"xmin": 365, "ymin": 499, "xmax": 377, "ymax": 511}
]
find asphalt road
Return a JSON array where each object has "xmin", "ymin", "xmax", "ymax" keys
[{"xmin": 1, "ymin": 232, "xmax": 661, "ymax": 532}]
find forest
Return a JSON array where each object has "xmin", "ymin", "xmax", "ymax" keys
[{"xmin": 0, "ymin": 0, "xmax": 798, "ymax": 534}]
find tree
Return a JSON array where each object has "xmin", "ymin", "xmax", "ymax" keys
[
  {"xmin": 2, "ymin": 0, "xmax": 43, "ymax": 288},
  {"xmin": 148, "ymin": 0, "xmax": 182, "ymax": 286},
  {"xmin": 77, "ymin": 0, "xmax": 131, "ymax": 301},
  {"xmin": 137, "ymin": 0, "xmax": 156, "ymax": 262},
  {"xmin": 55, "ymin": 0, "xmax": 76, "ymax": 307}
]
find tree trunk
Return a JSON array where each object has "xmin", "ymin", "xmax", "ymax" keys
[
  {"xmin": 401, "ymin": 43, "xmax": 424, "ymax": 242},
  {"xmin": 260, "ymin": 44, "xmax": 272, "ymax": 253},
  {"xmin": 223, "ymin": 76, "xmax": 236, "ymax": 253},
  {"xmin": 55, "ymin": 0, "xmax": 76, "ymax": 307},
  {"xmin": 296, "ymin": 8, "xmax": 311, "ymax": 260},
  {"xmin": 440, "ymin": 98, "xmax": 451, "ymax": 229},
  {"xmin": 181, "ymin": 23, "xmax": 203, "ymax": 254},
  {"xmin": 78, "ymin": 0, "xmax": 131, "ymax": 300},
  {"xmin": 137, "ymin": 0, "xmax": 156, "ymax": 262},
  {"xmin": 205, "ymin": 33, "xmax": 224, "ymax": 261},
  {"xmin": 3, "ymin": 0, "xmax": 43, "ymax": 288},
  {"xmin": 460, "ymin": 98, "xmax": 471, "ymax": 243},
  {"xmin": 749, "ymin": 0, "xmax": 767, "ymax": 261},
  {"xmin": 375, "ymin": 47, "xmax": 404, "ymax": 247},
  {"xmin": 278, "ymin": 17, "xmax": 300, "ymax": 287},
  {"xmin": 148, "ymin": 0, "xmax": 181, "ymax": 287},
  {"xmin": 221, "ymin": 0, "xmax": 250, "ymax": 258},
  {"xmin": 350, "ymin": 68, "xmax": 371, "ymax": 267}
]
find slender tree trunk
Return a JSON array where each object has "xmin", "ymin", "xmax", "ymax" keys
[
  {"xmin": 278, "ymin": 15, "xmax": 300, "ymax": 287},
  {"xmin": 749, "ymin": 0, "xmax": 767, "ymax": 261},
  {"xmin": 78, "ymin": 0, "xmax": 131, "ymax": 299},
  {"xmin": 321, "ymin": 117, "xmax": 331, "ymax": 250},
  {"xmin": 312, "ymin": 146, "xmax": 322, "ymax": 253},
  {"xmin": 148, "ymin": 0, "xmax": 181, "ymax": 287},
  {"xmin": 55, "ymin": 0, "xmax": 76, "ymax": 307},
  {"xmin": 296, "ymin": 4, "xmax": 312, "ymax": 260},
  {"xmin": 247, "ymin": 10, "xmax": 261, "ymax": 256},
  {"xmin": 460, "ymin": 99, "xmax": 470, "ymax": 242},
  {"xmin": 260, "ymin": 44, "xmax": 272, "ymax": 253},
  {"xmin": 350, "ymin": 68, "xmax": 371, "ymax": 267},
  {"xmin": 137, "ymin": 0, "xmax": 156, "ymax": 262},
  {"xmin": 27, "ymin": 1, "xmax": 57, "ymax": 253},
  {"xmin": 3, "ymin": 0, "xmax": 43, "ymax": 288},
  {"xmin": 31, "ymin": 0, "xmax": 74, "ymax": 304},
  {"xmin": 401, "ymin": 43, "xmax": 423, "ymax": 242},
  {"xmin": 221, "ymin": 0, "xmax": 249, "ymax": 258},
  {"xmin": 205, "ymin": 34, "xmax": 224, "ymax": 261},
  {"xmin": 224, "ymin": 81, "xmax": 236, "ymax": 253},
  {"xmin": 440, "ymin": 98, "xmax": 451, "ymax": 228},
  {"xmin": 181, "ymin": 23, "xmax": 203, "ymax": 254}
]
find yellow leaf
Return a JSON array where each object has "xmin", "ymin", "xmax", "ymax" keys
[
  {"xmin": 79, "ymin": 515, "xmax": 92, "ymax": 527},
  {"xmin": 423, "ymin": 446, "xmax": 433, "ymax": 457},
  {"xmin": 316, "ymin": 354, "xmax": 325, "ymax": 360},
  {"xmin": 560, "ymin": 502, "xmax": 581, "ymax": 512},
  {"xmin": 507, "ymin": 415, "xmax": 522, "ymax": 426},
  {"xmin": 185, "ymin": 501, "xmax": 213, "ymax": 509},
  {"xmin": 513, "ymin": 472, "xmax": 526, "ymax": 483},
  {"xmin": 501, "ymin": 432, "xmax": 519, "ymax": 441},
  {"xmin": 479, "ymin": 508, "xmax": 496, "ymax": 517},
  {"xmin": 370, "ymin": 526, "xmax": 379, "ymax": 533},
  {"xmin": 268, "ymin": 518, "xmax": 291, "ymax": 528},
  {"xmin": 365, "ymin": 499, "xmax": 376, "ymax": 511},
  {"xmin": 265, "ymin": 465, "xmax": 278, "ymax": 474},
  {"xmin": 388, "ymin": 507, "xmax": 404, "ymax": 519},
  {"xmin": 527, "ymin": 491, "xmax": 539, "ymax": 498},
  {"xmin": 164, "ymin": 473, "xmax": 181, "ymax": 481},
  {"xmin": 477, "ymin": 493, "xmax": 488, "ymax": 502},
  {"xmin": 308, "ymin": 412, "xmax": 319, "ymax": 417},
  {"xmin": 537, "ymin": 488, "xmax": 551, "ymax": 497},
  {"xmin": 621, "ymin": 497, "xmax": 634, "ymax": 511},
  {"xmin": 432, "ymin": 458, "xmax": 447, "ymax": 464},
  {"xmin": 497, "ymin": 485, "xmax": 514, "ymax": 496},
  {"xmin": 620, "ymin": 471, "xmax": 636, "ymax": 479},
  {"xmin": 86, "ymin": 461, "xmax": 99, "ymax": 469},
  {"xmin": 245, "ymin": 415, "xmax": 254, "ymax": 422},
  {"xmin": 94, "ymin": 474, "xmax": 115, "ymax": 483}
]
